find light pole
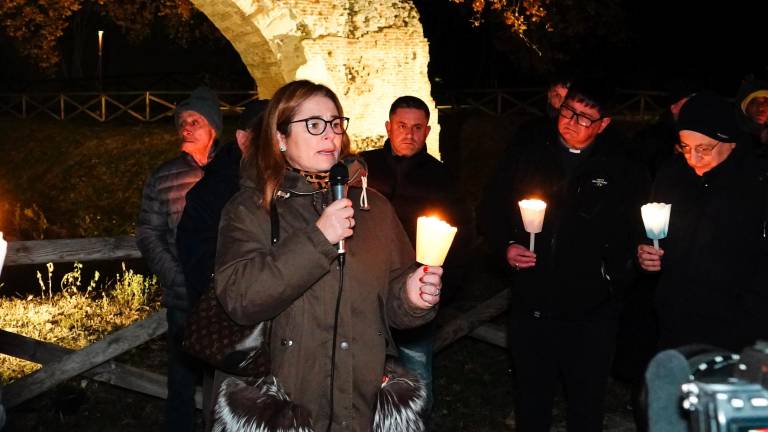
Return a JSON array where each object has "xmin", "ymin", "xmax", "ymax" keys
[{"xmin": 97, "ymin": 30, "xmax": 104, "ymax": 91}]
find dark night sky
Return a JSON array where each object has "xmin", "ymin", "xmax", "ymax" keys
[
  {"xmin": 1, "ymin": 1, "xmax": 765, "ymax": 95},
  {"xmin": 416, "ymin": 0, "xmax": 766, "ymax": 95}
]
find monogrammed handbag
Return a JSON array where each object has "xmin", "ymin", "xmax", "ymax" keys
[
  {"xmin": 182, "ymin": 284, "xmax": 270, "ymax": 377},
  {"xmin": 182, "ymin": 199, "xmax": 283, "ymax": 377}
]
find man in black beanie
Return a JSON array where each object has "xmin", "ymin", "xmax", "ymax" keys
[
  {"xmin": 136, "ymin": 86, "xmax": 222, "ymax": 432},
  {"xmin": 637, "ymin": 91, "xmax": 768, "ymax": 352},
  {"xmin": 177, "ymin": 99, "xmax": 269, "ymax": 307}
]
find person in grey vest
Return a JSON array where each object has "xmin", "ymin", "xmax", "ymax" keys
[{"xmin": 136, "ymin": 87, "xmax": 222, "ymax": 432}]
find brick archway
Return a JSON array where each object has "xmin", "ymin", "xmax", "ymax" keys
[{"xmin": 190, "ymin": 0, "xmax": 440, "ymax": 156}]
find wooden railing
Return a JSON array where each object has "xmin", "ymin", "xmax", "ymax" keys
[
  {"xmin": 0, "ymin": 236, "xmax": 506, "ymax": 408},
  {"xmin": 0, "ymin": 91, "xmax": 258, "ymax": 122},
  {"xmin": 436, "ymin": 88, "xmax": 668, "ymax": 122},
  {"xmin": 0, "ymin": 88, "xmax": 668, "ymax": 123},
  {"xmin": 0, "ymin": 237, "xmax": 187, "ymax": 409},
  {"xmin": 4, "ymin": 236, "xmax": 141, "ymax": 266}
]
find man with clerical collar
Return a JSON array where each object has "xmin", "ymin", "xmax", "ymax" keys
[{"xmin": 480, "ymin": 78, "xmax": 647, "ymax": 432}]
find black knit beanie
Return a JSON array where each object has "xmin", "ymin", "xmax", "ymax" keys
[
  {"xmin": 175, "ymin": 87, "xmax": 223, "ymax": 137},
  {"xmin": 677, "ymin": 91, "xmax": 739, "ymax": 143}
]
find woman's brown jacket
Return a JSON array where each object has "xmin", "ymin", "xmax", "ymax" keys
[{"xmin": 215, "ymin": 167, "xmax": 435, "ymax": 431}]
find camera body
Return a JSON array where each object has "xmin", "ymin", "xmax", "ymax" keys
[
  {"xmin": 681, "ymin": 343, "xmax": 768, "ymax": 432},
  {"xmin": 683, "ymin": 381, "xmax": 768, "ymax": 432}
]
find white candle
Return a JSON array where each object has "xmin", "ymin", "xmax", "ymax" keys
[
  {"xmin": 416, "ymin": 216, "xmax": 458, "ymax": 266},
  {"xmin": 641, "ymin": 202, "xmax": 672, "ymax": 250},
  {"xmin": 0, "ymin": 232, "xmax": 7, "ymax": 277},
  {"xmin": 518, "ymin": 199, "xmax": 547, "ymax": 252}
]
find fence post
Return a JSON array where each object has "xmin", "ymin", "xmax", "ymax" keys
[
  {"xmin": 60, "ymin": 94, "xmax": 65, "ymax": 119},
  {"xmin": 101, "ymin": 94, "xmax": 106, "ymax": 121},
  {"xmin": 145, "ymin": 92, "xmax": 150, "ymax": 120},
  {"xmin": 22, "ymin": 95, "xmax": 27, "ymax": 118},
  {"xmin": 640, "ymin": 96, "xmax": 646, "ymax": 122}
]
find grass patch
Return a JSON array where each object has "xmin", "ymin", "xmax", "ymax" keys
[
  {"xmin": 0, "ymin": 117, "xmax": 240, "ymax": 239},
  {"xmin": 0, "ymin": 261, "xmax": 160, "ymax": 385},
  {"xmin": 0, "ymin": 117, "xmax": 180, "ymax": 238}
]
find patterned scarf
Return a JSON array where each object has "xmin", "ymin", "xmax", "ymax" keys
[{"xmin": 287, "ymin": 166, "xmax": 330, "ymax": 190}]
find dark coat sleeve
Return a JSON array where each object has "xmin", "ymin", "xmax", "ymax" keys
[
  {"xmin": 136, "ymin": 174, "xmax": 184, "ymax": 289},
  {"xmin": 176, "ymin": 180, "xmax": 219, "ymax": 306}
]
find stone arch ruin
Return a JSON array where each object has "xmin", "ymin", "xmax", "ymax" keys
[{"xmin": 190, "ymin": 0, "xmax": 440, "ymax": 156}]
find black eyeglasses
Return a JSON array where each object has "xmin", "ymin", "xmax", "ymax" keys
[
  {"xmin": 288, "ymin": 116, "xmax": 349, "ymax": 136},
  {"xmin": 558, "ymin": 104, "xmax": 602, "ymax": 128},
  {"xmin": 675, "ymin": 141, "xmax": 721, "ymax": 156}
]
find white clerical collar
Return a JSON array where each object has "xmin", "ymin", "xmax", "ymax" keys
[{"xmin": 559, "ymin": 136, "xmax": 583, "ymax": 154}]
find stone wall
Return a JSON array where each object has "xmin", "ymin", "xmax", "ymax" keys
[{"xmin": 190, "ymin": 0, "xmax": 440, "ymax": 156}]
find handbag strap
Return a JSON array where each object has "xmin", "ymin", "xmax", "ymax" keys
[{"xmin": 270, "ymin": 200, "xmax": 280, "ymax": 245}]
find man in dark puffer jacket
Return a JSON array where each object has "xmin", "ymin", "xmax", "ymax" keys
[{"xmin": 136, "ymin": 86, "xmax": 222, "ymax": 432}]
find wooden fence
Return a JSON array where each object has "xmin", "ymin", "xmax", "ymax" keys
[
  {"xmin": 0, "ymin": 237, "xmax": 507, "ymax": 409},
  {"xmin": 437, "ymin": 88, "xmax": 668, "ymax": 122},
  {"xmin": 0, "ymin": 91, "xmax": 258, "ymax": 122},
  {"xmin": 0, "ymin": 88, "xmax": 666, "ymax": 123}
]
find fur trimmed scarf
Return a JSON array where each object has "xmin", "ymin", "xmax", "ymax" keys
[{"xmin": 213, "ymin": 358, "xmax": 427, "ymax": 432}]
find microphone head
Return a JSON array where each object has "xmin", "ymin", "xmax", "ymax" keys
[
  {"xmin": 644, "ymin": 348, "xmax": 699, "ymax": 432},
  {"xmin": 330, "ymin": 161, "xmax": 349, "ymax": 186}
]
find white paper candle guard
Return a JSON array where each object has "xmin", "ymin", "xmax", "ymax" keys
[
  {"xmin": 416, "ymin": 216, "xmax": 458, "ymax": 266},
  {"xmin": 518, "ymin": 199, "xmax": 547, "ymax": 252},
  {"xmin": 641, "ymin": 202, "xmax": 671, "ymax": 249}
]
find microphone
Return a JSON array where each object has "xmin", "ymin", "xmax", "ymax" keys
[
  {"xmin": 645, "ymin": 345, "xmax": 727, "ymax": 432},
  {"xmin": 645, "ymin": 349, "xmax": 690, "ymax": 432},
  {"xmin": 329, "ymin": 161, "xmax": 349, "ymax": 255}
]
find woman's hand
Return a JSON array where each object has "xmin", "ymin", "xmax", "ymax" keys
[
  {"xmin": 316, "ymin": 198, "xmax": 354, "ymax": 244},
  {"xmin": 637, "ymin": 244, "xmax": 664, "ymax": 272},
  {"xmin": 406, "ymin": 265, "xmax": 443, "ymax": 309},
  {"xmin": 506, "ymin": 243, "xmax": 536, "ymax": 270}
]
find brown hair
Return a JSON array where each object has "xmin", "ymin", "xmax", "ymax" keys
[{"xmin": 242, "ymin": 80, "xmax": 351, "ymax": 210}]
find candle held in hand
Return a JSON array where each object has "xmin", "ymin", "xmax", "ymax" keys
[
  {"xmin": 0, "ymin": 232, "xmax": 7, "ymax": 277},
  {"xmin": 641, "ymin": 202, "xmax": 672, "ymax": 250},
  {"xmin": 416, "ymin": 216, "xmax": 458, "ymax": 266},
  {"xmin": 518, "ymin": 199, "xmax": 547, "ymax": 252}
]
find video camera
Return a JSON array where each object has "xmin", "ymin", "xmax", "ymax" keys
[{"xmin": 646, "ymin": 342, "xmax": 768, "ymax": 432}]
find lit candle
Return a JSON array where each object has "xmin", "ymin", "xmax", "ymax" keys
[
  {"xmin": 416, "ymin": 216, "xmax": 458, "ymax": 266},
  {"xmin": 0, "ymin": 232, "xmax": 6, "ymax": 277},
  {"xmin": 641, "ymin": 202, "xmax": 671, "ymax": 250},
  {"xmin": 518, "ymin": 199, "xmax": 547, "ymax": 252}
]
